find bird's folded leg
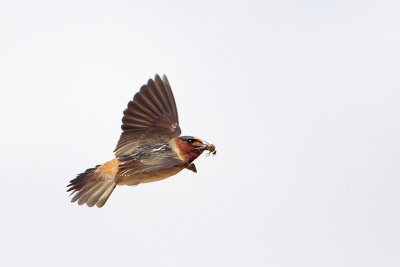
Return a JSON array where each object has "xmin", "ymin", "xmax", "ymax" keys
[{"xmin": 185, "ymin": 163, "xmax": 197, "ymax": 173}]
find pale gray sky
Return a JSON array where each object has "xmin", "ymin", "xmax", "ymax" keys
[{"xmin": 1, "ymin": 1, "xmax": 399, "ymax": 266}]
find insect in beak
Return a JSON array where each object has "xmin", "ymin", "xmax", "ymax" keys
[
  {"xmin": 198, "ymin": 141, "xmax": 216, "ymax": 156},
  {"xmin": 206, "ymin": 144, "xmax": 216, "ymax": 156}
]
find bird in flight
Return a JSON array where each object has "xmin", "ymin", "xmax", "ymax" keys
[{"xmin": 67, "ymin": 74, "xmax": 216, "ymax": 208}]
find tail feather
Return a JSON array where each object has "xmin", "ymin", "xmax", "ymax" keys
[
  {"xmin": 76, "ymin": 183, "xmax": 104, "ymax": 205},
  {"xmin": 67, "ymin": 162, "xmax": 118, "ymax": 208},
  {"xmin": 86, "ymin": 181, "xmax": 116, "ymax": 207},
  {"xmin": 97, "ymin": 182, "xmax": 117, "ymax": 208}
]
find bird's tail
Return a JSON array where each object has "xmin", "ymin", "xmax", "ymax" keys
[{"xmin": 67, "ymin": 159, "xmax": 120, "ymax": 208}]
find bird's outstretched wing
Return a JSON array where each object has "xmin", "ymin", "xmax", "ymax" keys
[{"xmin": 114, "ymin": 74, "xmax": 181, "ymax": 157}]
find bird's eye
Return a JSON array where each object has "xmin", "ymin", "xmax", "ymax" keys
[{"xmin": 187, "ymin": 139, "xmax": 195, "ymax": 143}]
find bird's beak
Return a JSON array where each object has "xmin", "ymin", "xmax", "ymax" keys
[{"xmin": 196, "ymin": 141, "xmax": 209, "ymax": 150}]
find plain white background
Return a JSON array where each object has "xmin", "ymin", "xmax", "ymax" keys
[{"xmin": 1, "ymin": 1, "xmax": 399, "ymax": 266}]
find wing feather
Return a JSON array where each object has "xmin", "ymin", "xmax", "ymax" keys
[
  {"xmin": 119, "ymin": 157, "xmax": 185, "ymax": 176},
  {"xmin": 114, "ymin": 74, "xmax": 181, "ymax": 157},
  {"xmin": 161, "ymin": 75, "xmax": 179, "ymax": 123}
]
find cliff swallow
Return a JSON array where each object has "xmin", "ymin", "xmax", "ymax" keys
[{"xmin": 67, "ymin": 74, "xmax": 216, "ymax": 208}]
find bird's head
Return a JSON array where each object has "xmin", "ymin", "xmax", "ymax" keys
[{"xmin": 177, "ymin": 136, "xmax": 216, "ymax": 163}]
